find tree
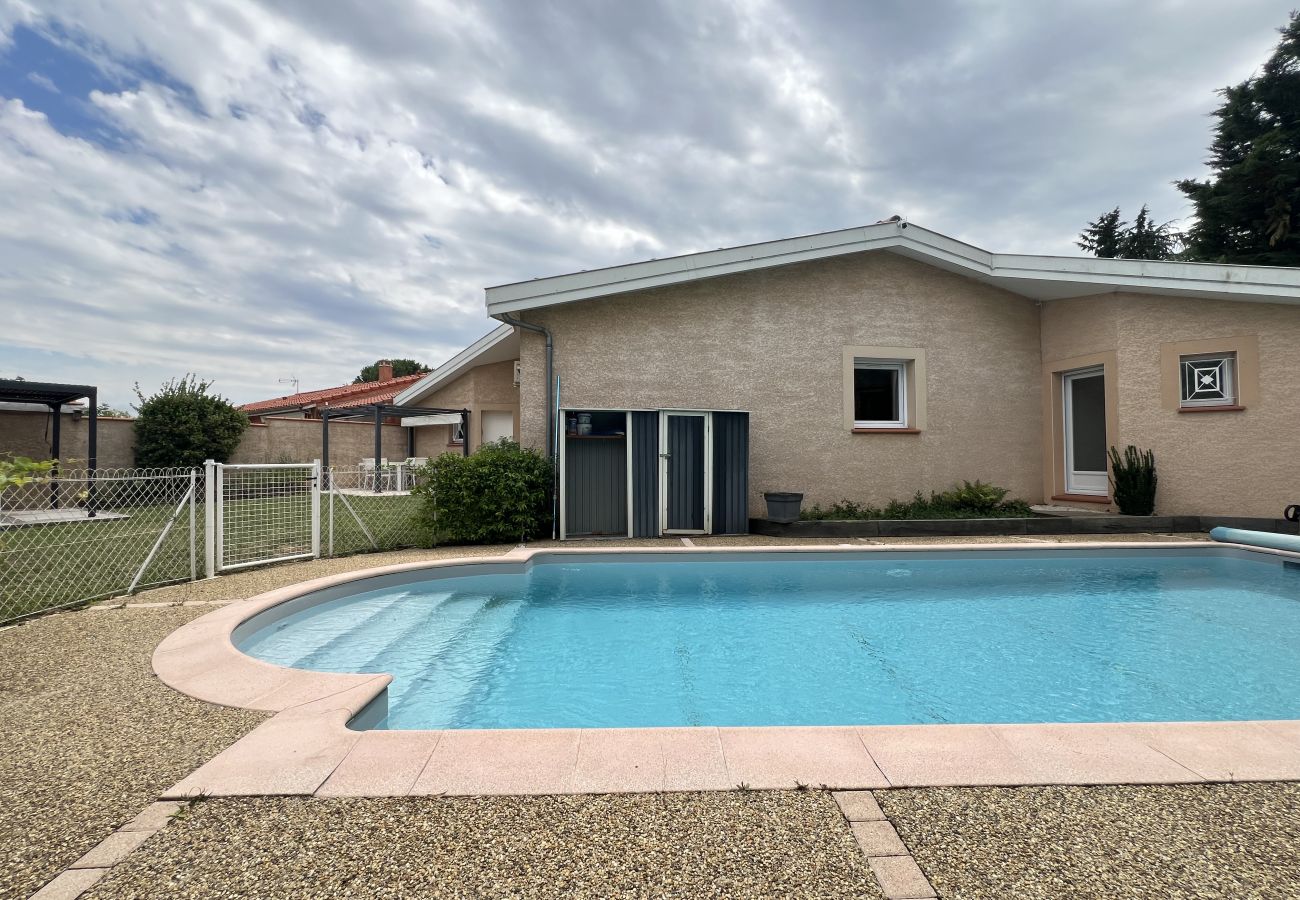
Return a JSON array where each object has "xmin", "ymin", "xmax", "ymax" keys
[
  {"xmin": 132, "ymin": 375, "xmax": 248, "ymax": 468},
  {"xmin": 1077, "ymin": 208, "xmax": 1126, "ymax": 257},
  {"xmin": 1077, "ymin": 205, "xmax": 1182, "ymax": 260},
  {"xmin": 96, "ymin": 403, "xmax": 130, "ymax": 418},
  {"xmin": 352, "ymin": 359, "xmax": 428, "ymax": 383},
  {"xmin": 1177, "ymin": 12, "xmax": 1300, "ymax": 265}
]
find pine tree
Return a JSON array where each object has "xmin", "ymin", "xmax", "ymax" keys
[
  {"xmin": 1177, "ymin": 13, "xmax": 1300, "ymax": 265},
  {"xmin": 1077, "ymin": 206, "xmax": 1181, "ymax": 259},
  {"xmin": 1124, "ymin": 205, "xmax": 1182, "ymax": 260},
  {"xmin": 1077, "ymin": 208, "xmax": 1127, "ymax": 257}
]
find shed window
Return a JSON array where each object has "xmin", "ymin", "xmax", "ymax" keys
[
  {"xmin": 1179, "ymin": 353, "xmax": 1236, "ymax": 407},
  {"xmin": 853, "ymin": 360, "xmax": 907, "ymax": 428}
]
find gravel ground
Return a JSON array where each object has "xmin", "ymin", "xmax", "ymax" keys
[
  {"xmin": 0, "ymin": 606, "xmax": 268, "ymax": 900},
  {"xmin": 86, "ymin": 793, "xmax": 882, "ymax": 900},
  {"xmin": 879, "ymin": 783, "xmax": 1300, "ymax": 899}
]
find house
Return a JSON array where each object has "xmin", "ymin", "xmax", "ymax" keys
[
  {"xmin": 394, "ymin": 327, "xmax": 521, "ymax": 455},
  {"xmin": 239, "ymin": 361, "xmax": 426, "ymax": 423},
  {"xmin": 434, "ymin": 219, "xmax": 1299, "ymax": 538}
]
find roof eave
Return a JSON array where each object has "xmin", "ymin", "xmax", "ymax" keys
[
  {"xmin": 393, "ymin": 324, "xmax": 517, "ymax": 406},
  {"xmin": 483, "ymin": 222, "xmax": 1300, "ymax": 314}
]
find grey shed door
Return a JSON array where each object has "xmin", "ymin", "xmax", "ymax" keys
[
  {"xmin": 564, "ymin": 436, "xmax": 627, "ymax": 536},
  {"xmin": 711, "ymin": 412, "xmax": 749, "ymax": 534},
  {"xmin": 665, "ymin": 413, "xmax": 705, "ymax": 531},
  {"xmin": 630, "ymin": 411, "xmax": 660, "ymax": 538}
]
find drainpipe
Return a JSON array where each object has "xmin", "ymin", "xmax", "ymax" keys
[{"xmin": 495, "ymin": 312, "xmax": 557, "ymax": 540}]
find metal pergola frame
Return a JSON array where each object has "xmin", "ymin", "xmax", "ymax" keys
[
  {"xmin": 0, "ymin": 379, "xmax": 100, "ymax": 514},
  {"xmin": 320, "ymin": 402, "xmax": 469, "ymax": 491}
]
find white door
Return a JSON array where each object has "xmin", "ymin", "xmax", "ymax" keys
[
  {"xmin": 1063, "ymin": 368, "xmax": 1108, "ymax": 495},
  {"xmin": 481, "ymin": 410, "xmax": 514, "ymax": 445}
]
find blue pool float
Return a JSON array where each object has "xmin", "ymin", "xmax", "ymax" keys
[{"xmin": 1209, "ymin": 526, "xmax": 1300, "ymax": 553}]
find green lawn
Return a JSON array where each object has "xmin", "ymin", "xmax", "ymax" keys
[{"xmin": 0, "ymin": 491, "xmax": 426, "ymax": 623}]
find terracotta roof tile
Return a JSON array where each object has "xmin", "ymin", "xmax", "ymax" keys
[{"xmin": 240, "ymin": 372, "xmax": 426, "ymax": 413}]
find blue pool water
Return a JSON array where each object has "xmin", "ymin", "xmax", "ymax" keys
[{"xmin": 236, "ymin": 551, "xmax": 1300, "ymax": 729}]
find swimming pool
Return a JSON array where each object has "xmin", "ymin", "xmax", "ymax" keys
[{"xmin": 235, "ymin": 549, "xmax": 1300, "ymax": 730}]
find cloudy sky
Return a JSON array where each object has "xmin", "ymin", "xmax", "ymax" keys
[{"xmin": 0, "ymin": 1, "xmax": 1290, "ymax": 408}]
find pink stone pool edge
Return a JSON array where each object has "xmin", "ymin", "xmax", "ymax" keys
[{"xmin": 152, "ymin": 542, "xmax": 1300, "ymax": 798}]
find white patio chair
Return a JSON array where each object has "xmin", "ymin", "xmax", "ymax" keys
[
  {"xmin": 400, "ymin": 457, "xmax": 428, "ymax": 490},
  {"xmin": 360, "ymin": 457, "xmax": 377, "ymax": 491}
]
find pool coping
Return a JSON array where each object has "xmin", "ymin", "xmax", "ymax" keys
[{"xmin": 152, "ymin": 541, "xmax": 1300, "ymax": 798}]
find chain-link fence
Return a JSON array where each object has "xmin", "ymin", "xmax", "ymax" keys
[
  {"xmin": 1, "ymin": 467, "xmax": 200, "ymax": 623},
  {"xmin": 324, "ymin": 465, "xmax": 430, "ymax": 556},
  {"xmin": 0, "ymin": 462, "xmax": 433, "ymax": 624}
]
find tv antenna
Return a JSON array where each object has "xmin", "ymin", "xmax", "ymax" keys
[{"xmin": 278, "ymin": 376, "xmax": 300, "ymax": 394}]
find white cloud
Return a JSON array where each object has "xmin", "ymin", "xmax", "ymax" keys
[{"xmin": 0, "ymin": 0, "xmax": 1292, "ymax": 406}]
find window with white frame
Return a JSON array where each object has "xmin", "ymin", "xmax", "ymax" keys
[
  {"xmin": 1179, "ymin": 352, "xmax": 1236, "ymax": 407},
  {"xmin": 450, "ymin": 419, "xmax": 466, "ymax": 444},
  {"xmin": 853, "ymin": 359, "xmax": 908, "ymax": 428}
]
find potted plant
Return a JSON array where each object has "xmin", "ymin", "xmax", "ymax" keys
[{"xmin": 763, "ymin": 491, "xmax": 804, "ymax": 523}]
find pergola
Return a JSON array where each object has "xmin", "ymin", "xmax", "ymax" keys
[
  {"xmin": 0, "ymin": 379, "xmax": 99, "ymax": 512},
  {"xmin": 320, "ymin": 402, "xmax": 469, "ymax": 490}
]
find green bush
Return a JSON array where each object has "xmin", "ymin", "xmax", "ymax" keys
[
  {"xmin": 412, "ymin": 439, "xmax": 553, "ymax": 544},
  {"xmin": 133, "ymin": 375, "xmax": 248, "ymax": 468},
  {"xmin": 801, "ymin": 480, "xmax": 1032, "ymax": 520},
  {"xmin": 1108, "ymin": 445, "xmax": 1157, "ymax": 516},
  {"xmin": 936, "ymin": 480, "xmax": 1010, "ymax": 514}
]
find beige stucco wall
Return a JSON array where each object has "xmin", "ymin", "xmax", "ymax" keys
[
  {"xmin": 412, "ymin": 359, "xmax": 520, "ymax": 456},
  {"xmin": 1040, "ymin": 293, "xmax": 1300, "ymax": 517},
  {"xmin": 518, "ymin": 251, "xmax": 1046, "ymax": 511},
  {"xmin": 1115, "ymin": 294, "xmax": 1299, "ymax": 517},
  {"xmin": 0, "ymin": 411, "xmax": 136, "ymax": 468},
  {"xmin": 0, "ymin": 410, "xmax": 407, "ymax": 468},
  {"xmin": 231, "ymin": 417, "xmax": 408, "ymax": 465}
]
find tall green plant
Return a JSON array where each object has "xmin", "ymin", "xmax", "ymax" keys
[
  {"xmin": 132, "ymin": 375, "xmax": 248, "ymax": 468},
  {"xmin": 1108, "ymin": 445, "xmax": 1158, "ymax": 516},
  {"xmin": 412, "ymin": 440, "xmax": 552, "ymax": 544}
]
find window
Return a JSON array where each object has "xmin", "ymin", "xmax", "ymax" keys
[
  {"xmin": 853, "ymin": 359, "xmax": 908, "ymax": 428},
  {"xmin": 450, "ymin": 420, "xmax": 465, "ymax": 444},
  {"xmin": 1179, "ymin": 352, "xmax": 1236, "ymax": 407}
]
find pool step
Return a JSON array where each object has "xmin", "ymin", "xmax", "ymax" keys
[
  {"xmin": 253, "ymin": 591, "xmax": 410, "ymax": 671},
  {"xmin": 290, "ymin": 590, "xmax": 452, "ymax": 672},
  {"xmin": 388, "ymin": 594, "xmax": 526, "ymax": 728},
  {"xmin": 353, "ymin": 591, "xmax": 497, "ymax": 679}
]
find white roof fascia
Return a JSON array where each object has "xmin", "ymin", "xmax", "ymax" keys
[
  {"xmin": 393, "ymin": 324, "xmax": 516, "ymax": 406},
  {"xmin": 484, "ymin": 222, "xmax": 1300, "ymax": 314}
]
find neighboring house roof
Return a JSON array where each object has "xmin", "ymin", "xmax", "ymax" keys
[
  {"xmin": 484, "ymin": 220, "xmax": 1300, "ymax": 316},
  {"xmin": 240, "ymin": 372, "xmax": 426, "ymax": 414},
  {"xmin": 394, "ymin": 325, "xmax": 519, "ymax": 406}
]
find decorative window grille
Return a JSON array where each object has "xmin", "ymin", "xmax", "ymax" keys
[
  {"xmin": 853, "ymin": 359, "xmax": 908, "ymax": 428},
  {"xmin": 1179, "ymin": 353, "xmax": 1236, "ymax": 407}
]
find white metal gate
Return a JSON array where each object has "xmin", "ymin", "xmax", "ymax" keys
[{"xmin": 205, "ymin": 461, "xmax": 320, "ymax": 574}]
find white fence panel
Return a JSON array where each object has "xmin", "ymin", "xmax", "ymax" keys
[{"xmin": 210, "ymin": 461, "xmax": 320, "ymax": 573}]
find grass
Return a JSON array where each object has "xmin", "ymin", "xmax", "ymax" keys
[{"xmin": 0, "ymin": 491, "xmax": 426, "ymax": 623}]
